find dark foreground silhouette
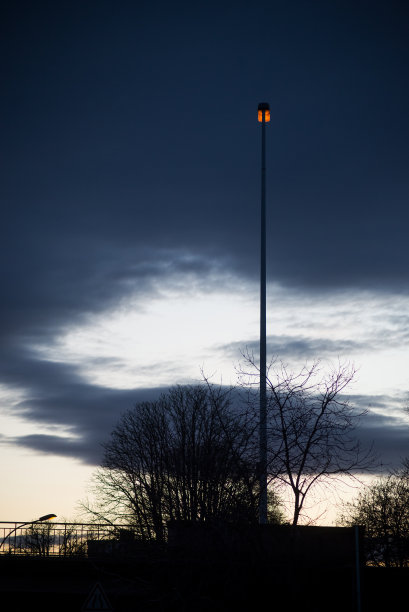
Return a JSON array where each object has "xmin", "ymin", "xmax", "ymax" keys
[{"xmin": 0, "ymin": 524, "xmax": 405, "ymax": 611}]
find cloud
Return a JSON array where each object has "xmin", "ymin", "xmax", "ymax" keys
[
  {"xmin": 1, "ymin": 373, "xmax": 168, "ymax": 465},
  {"xmin": 354, "ymin": 399, "xmax": 409, "ymax": 473},
  {"xmin": 1, "ymin": 269, "xmax": 408, "ymax": 471},
  {"xmin": 8, "ymin": 434, "xmax": 97, "ymax": 464},
  {"xmin": 217, "ymin": 295, "xmax": 409, "ymax": 364},
  {"xmin": 219, "ymin": 335, "xmax": 370, "ymax": 363},
  {"xmin": 0, "ymin": 355, "xmax": 406, "ymax": 475}
]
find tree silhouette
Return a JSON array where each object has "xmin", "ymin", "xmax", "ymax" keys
[
  {"xmin": 239, "ymin": 355, "xmax": 375, "ymax": 525},
  {"xmin": 85, "ymin": 385, "xmax": 283, "ymax": 540},
  {"xmin": 339, "ymin": 461, "xmax": 409, "ymax": 567}
]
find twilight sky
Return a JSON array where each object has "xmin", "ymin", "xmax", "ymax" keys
[{"xmin": 1, "ymin": 0, "xmax": 409, "ymax": 521}]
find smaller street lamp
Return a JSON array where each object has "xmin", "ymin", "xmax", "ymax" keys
[
  {"xmin": 0, "ymin": 513, "xmax": 57, "ymax": 551},
  {"xmin": 37, "ymin": 514, "xmax": 57, "ymax": 522}
]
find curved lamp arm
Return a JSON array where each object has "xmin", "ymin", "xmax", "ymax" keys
[{"xmin": 0, "ymin": 513, "xmax": 57, "ymax": 551}]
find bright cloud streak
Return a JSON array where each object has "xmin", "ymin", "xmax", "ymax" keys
[
  {"xmin": 33, "ymin": 280, "xmax": 259, "ymax": 389},
  {"xmin": 30, "ymin": 278, "xmax": 409, "ymax": 399}
]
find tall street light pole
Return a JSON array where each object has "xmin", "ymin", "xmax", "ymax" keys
[{"xmin": 258, "ymin": 102, "xmax": 270, "ymax": 524}]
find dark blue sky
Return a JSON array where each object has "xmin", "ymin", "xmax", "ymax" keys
[
  {"xmin": 3, "ymin": 0, "xmax": 409, "ymax": 297},
  {"xmin": 1, "ymin": 0, "xmax": 409, "ymax": 477}
]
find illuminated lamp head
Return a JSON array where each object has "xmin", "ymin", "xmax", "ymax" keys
[
  {"xmin": 258, "ymin": 102, "xmax": 270, "ymax": 123},
  {"xmin": 38, "ymin": 514, "xmax": 57, "ymax": 521}
]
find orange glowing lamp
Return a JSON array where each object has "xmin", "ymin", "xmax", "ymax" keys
[{"xmin": 258, "ymin": 102, "xmax": 270, "ymax": 122}]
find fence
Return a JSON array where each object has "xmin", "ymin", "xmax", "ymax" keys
[{"xmin": 0, "ymin": 521, "xmax": 131, "ymax": 557}]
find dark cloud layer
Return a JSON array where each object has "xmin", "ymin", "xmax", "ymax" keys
[
  {"xmin": 1, "ymin": 1, "xmax": 409, "ymax": 471},
  {"xmin": 2, "ymin": 0, "xmax": 409, "ymax": 295},
  {"xmin": 352, "ymin": 397, "xmax": 409, "ymax": 472},
  {"xmin": 220, "ymin": 335, "xmax": 371, "ymax": 364},
  {"xmin": 2, "ymin": 384, "xmax": 407, "ymax": 472}
]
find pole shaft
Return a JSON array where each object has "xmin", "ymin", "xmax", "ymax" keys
[{"xmin": 259, "ymin": 116, "xmax": 267, "ymax": 524}]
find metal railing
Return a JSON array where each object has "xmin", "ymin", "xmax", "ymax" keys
[{"xmin": 0, "ymin": 521, "xmax": 131, "ymax": 557}]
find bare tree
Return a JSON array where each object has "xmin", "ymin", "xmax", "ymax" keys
[
  {"xmin": 239, "ymin": 355, "xmax": 375, "ymax": 525},
  {"xmin": 339, "ymin": 462, "xmax": 409, "ymax": 567},
  {"xmin": 22, "ymin": 522, "xmax": 54, "ymax": 556},
  {"xmin": 84, "ymin": 385, "xmax": 284, "ymax": 541}
]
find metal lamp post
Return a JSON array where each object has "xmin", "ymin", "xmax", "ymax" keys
[{"xmin": 258, "ymin": 102, "xmax": 270, "ymax": 524}]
